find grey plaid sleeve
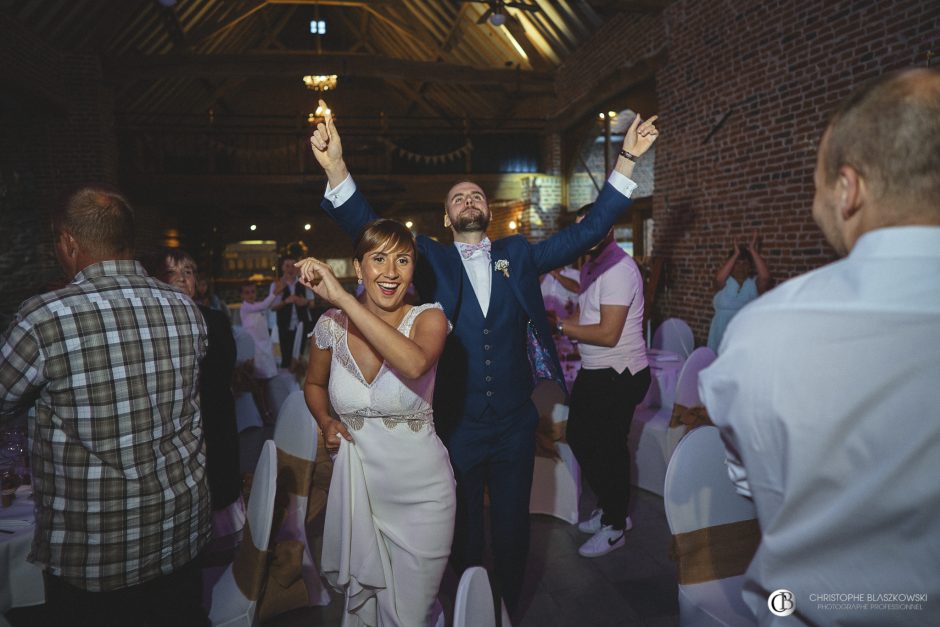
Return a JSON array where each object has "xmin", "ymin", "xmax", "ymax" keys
[{"xmin": 0, "ymin": 318, "xmax": 44, "ymax": 418}]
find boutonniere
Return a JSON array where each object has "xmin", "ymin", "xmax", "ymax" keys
[{"xmin": 494, "ymin": 259, "xmax": 510, "ymax": 278}]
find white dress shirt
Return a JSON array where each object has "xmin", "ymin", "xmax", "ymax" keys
[
  {"xmin": 698, "ymin": 226, "xmax": 940, "ymax": 626},
  {"xmin": 325, "ymin": 172, "xmax": 638, "ymax": 317}
]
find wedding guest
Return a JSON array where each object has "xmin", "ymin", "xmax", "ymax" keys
[
  {"xmin": 0, "ymin": 185, "xmax": 210, "ymax": 626},
  {"xmin": 271, "ymin": 256, "xmax": 315, "ymax": 368},
  {"xmin": 148, "ymin": 249, "xmax": 243, "ymax": 540},
  {"xmin": 552, "ymin": 204, "xmax": 650, "ymax": 558},
  {"xmin": 240, "ymin": 280, "xmax": 284, "ymax": 422},
  {"xmin": 195, "ymin": 274, "xmax": 231, "ymax": 321},
  {"xmin": 309, "ymin": 97, "xmax": 659, "ymax": 609},
  {"xmin": 700, "ymin": 68, "xmax": 940, "ymax": 625},
  {"xmin": 706, "ymin": 231, "xmax": 771, "ymax": 352}
]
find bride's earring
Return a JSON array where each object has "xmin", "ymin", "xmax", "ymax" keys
[{"xmin": 357, "ymin": 276, "xmax": 363, "ymax": 284}]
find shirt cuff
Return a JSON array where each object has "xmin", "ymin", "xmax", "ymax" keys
[
  {"xmin": 607, "ymin": 170, "xmax": 638, "ymax": 199},
  {"xmin": 325, "ymin": 174, "xmax": 357, "ymax": 207}
]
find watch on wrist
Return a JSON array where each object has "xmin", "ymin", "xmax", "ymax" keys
[{"xmin": 556, "ymin": 321, "xmax": 565, "ymax": 335}]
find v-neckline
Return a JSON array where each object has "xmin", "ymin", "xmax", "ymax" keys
[{"xmin": 342, "ymin": 306, "xmax": 412, "ymax": 387}]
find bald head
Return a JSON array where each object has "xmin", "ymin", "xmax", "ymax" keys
[
  {"xmin": 52, "ymin": 185, "xmax": 135, "ymax": 278},
  {"xmin": 820, "ymin": 68, "xmax": 940, "ymax": 223}
]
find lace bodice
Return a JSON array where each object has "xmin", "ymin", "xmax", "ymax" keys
[{"xmin": 312, "ymin": 303, "xmax": 447, "ymax": 431}]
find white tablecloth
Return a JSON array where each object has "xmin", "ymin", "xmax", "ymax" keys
[{"xmin": 0, "ymin": 485, "xmax": 44, "ymax": 612}]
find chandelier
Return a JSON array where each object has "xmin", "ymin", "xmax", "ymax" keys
[{"xmin": 303, "ymin": 74, "xmax": 338, "ymax": 91}]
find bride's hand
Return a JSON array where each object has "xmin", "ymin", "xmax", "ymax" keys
[
  {"xmin": 321, "ymin": 418, "xmax": 353, "ymax": 452},
  {"xmin": 296, "ymin": 257, "xmax": 349, "ymax": 306}
]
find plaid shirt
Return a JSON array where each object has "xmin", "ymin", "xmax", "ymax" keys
[{"xmin": 0, "ymin": 260, "xmax": 210, "ymax": 591}]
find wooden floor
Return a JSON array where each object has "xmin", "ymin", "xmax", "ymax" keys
[{"xmin": 5, "ymin": 424, "xmax": 680, "ymax": 627}]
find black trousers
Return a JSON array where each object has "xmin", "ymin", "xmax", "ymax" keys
[
  {"xmin": 42, "ymin": 557, "xmax": 209, "ymax": 627},
  {"xmin": 566, "ymin": 366, "xmax": 651, "ymax": 529}
]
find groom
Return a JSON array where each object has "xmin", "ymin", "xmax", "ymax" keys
[{"xmin": 310, "ymin": 101, "xmax": 658, "ymax": 609}]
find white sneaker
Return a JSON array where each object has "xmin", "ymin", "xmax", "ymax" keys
[
  {"xmin": 578, "ymin": 522, "xmax": 632, "ymax": 558},
  {"xmin": 577, "ymin": 510, "xmax": 633, "ymax": 535},
  {"xmin": 577, "ymin": 509, "xmax": 603, "ymax": 533}
]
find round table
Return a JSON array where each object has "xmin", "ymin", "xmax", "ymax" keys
[{"xmin": 0, "ymin": 485, "xmax": 44, "ymax": 612}]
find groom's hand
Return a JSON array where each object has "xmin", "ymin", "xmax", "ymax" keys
[{"xmin": 309, "ymin": 98, "xmax": 349, "ymax": 186}]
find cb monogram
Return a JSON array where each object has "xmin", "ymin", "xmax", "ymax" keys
[{"xmin": 768, "ymin": 589, "xmax": 796, "ymax": 617}]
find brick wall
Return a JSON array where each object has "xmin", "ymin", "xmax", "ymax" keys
[
  {"xmin": 556, "ymin": 0, "xmax": 939, "ymax": 344},
  {"xmin": 0, "ymin": 17, "xmax": 132, "ymax": 329}
]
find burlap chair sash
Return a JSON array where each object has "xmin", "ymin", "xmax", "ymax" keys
[
  {"xmin": 232, "ymin": 521, "xmax": 269, "ymax": 600},
  {"xmin": 670, "ymin": 519, "xmax": 761, "ymax": 585},
  {"xmin": 257, "ymin": 539, "xmax": 309, "ymax": 622},
  {"xmin": 232, "ymin": 359, "xmax": 257, "ymax": 394},
  {"xmin": 276, "ymin": 448, "xmax": 314, "ymax": 497},
  {"xmin": 669, "ymin": 403, "xmax": 714, "ymax": 429}
]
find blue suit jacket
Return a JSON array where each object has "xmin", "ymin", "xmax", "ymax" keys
[{"xmin": 321, "ymin": 182, "xmax": 633, "ymax": 421}]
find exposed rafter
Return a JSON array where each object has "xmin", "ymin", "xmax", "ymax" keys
[{"xmin": 108, "ymin": 52, "xmax": 556, "ymax": 90}]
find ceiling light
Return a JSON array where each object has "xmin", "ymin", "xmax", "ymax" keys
[
  {"xmin": 508, "ymin": 220, "xmax": 518, "ymax": 230},
  {"xmin": 598, "ymin": 112, "xmax": 606, "ymax": 119},
  {"xmin": 303, "ymin": 75, "xmax": 338, "ymax": 92},
  {"xmin": 405, "ymin": 220, "xmax": 414, "ymax": 229},
  {"xmin": 608, "ymin": 111, "xmax": 618, "ymax": 118},
  {"xmin": 250, "ymin": 224, "xmax": 257, "ymax": 231},
  {"xmin": 304, "ymin": 223, "xmax": 312, "ymax": 231}
]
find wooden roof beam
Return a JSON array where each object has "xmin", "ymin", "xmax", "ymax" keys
[{"xmin": 109, "ymin": 52, "xmax": 556, "ymax": 90}]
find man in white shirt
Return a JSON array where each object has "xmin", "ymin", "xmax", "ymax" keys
[
  {"xmin": 271, "ymin": 256, "xmax": 315, "ymax": 368},
  {"xmin": 699, "ymin": 68, "xmax": 940, "ymax": 625},
  {"xmin": 552, "ymin": 204, "xmax": 650, "ymax": 558}
]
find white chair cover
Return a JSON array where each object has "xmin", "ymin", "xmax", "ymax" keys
[
  {"xmin": 665, "ymin": 347, "xmax": 717, "ymax": 456},
  {"xmin": 529, "ymin": 382, "xmax": 580, "ymax": 523},
  {"xmin": 233, "ymin": 327, "xmax": 264, "ymax": 432},
  {"xmin": 652, "ymin": 318, "xmax": 695, "ymax": 359},
  {"xmin": 664, "ymin": 427, "xmax": 756, "ymax": 627},
  {"xmin": 453, "ymin": 566, "xmax": 511, "ymax": 627},
  {"xmin": 233, "ymin": 327, "xmax": 255, "ymax": 363},
  {"xmin": 630, "ymin": 347, "xmax": 718, "ymax": 496},
  {"xmin": 267, "ymin": 371, "xmax": 300, "ymax": 423},
  {"xmin": 208, "ymin": 440, "xmax": 278, "ymax": 627},
  {"xmin": 272, "ymin": 391, "xmax": 331, "ymax": 607}
]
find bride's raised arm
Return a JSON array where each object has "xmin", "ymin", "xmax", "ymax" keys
[{"xmin": 297, "ymin": 257, "xmax": 447, "ymax": 380}]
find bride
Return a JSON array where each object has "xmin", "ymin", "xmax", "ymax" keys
[{"xmin": 297, "ymin": 219, "xmax": 456, "ymax": 627}]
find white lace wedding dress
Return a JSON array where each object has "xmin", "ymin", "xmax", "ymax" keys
[{"xmin": 313, "ymin": 303, "xmax": 456, "ymax": 627}]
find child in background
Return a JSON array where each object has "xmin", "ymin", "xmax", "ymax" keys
[{"xmin": 240, "ymin": 280, "xmax": 284, "ymax": 421}]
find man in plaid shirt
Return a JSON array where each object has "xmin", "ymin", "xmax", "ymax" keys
[{"xmin": 0, "ymin": 185, "xmax": 211, "ymax": 626}]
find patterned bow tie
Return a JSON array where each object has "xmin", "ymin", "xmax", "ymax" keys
[{"xmin": 456, "ymin": 238, "xmax": 492, "ymax": 260}]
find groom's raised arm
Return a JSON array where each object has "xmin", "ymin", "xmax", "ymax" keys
[
  {"xmin": 531, "ymin": 113, "xmax": 659, "ymax": 274},
  {"xmin": 310, "ymin": 99, "xmax": 379, "ymax": 240}
]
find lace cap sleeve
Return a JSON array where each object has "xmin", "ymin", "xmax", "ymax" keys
[
  {"xmin": 310, "ymin": 309, "xmax": 341, "ymax": 350},
  {"xmin": 404, "ymin": 302, "xmax": 452, "ymax": 335}
]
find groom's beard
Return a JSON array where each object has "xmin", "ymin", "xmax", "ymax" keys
[{"xmin": 454, "ymin": 208, "xmax": 490, "ymax": 233}]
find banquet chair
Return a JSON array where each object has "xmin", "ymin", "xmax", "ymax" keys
[
  {"xmin": 652, "ymin": 318, "xmax": 695, "ymax": 359},
  {"xmin": 664, "ymin": 427, "xmax": 757, "ymax": 627},
  {"xmin": 453, "ymin": 566, "xmax": 512, "ymax": 627},
  {"xmin": 232, "ymin": 327, "xmax": 264, "ymax": 432},
  {"xmin": 665, "ymin": 347, "xmax": 717, "ymax": 456},
  {"xmin": 267, "ymin": 370, "xmax": 301, "ymax": 423},
  {"xmin": 629, "ymin": 347, "xmax": 715, "ymax": 496},
  {"xmin": 208, "ymin": 440, "xmax": 278, "ymax": 627},
  {"xmin": 529, "ymin": 382, "xmax": 580, "ymax": 524},
  {"xmin": 271, "ymin": 390, "xmax": 331, "ymax": 608}
]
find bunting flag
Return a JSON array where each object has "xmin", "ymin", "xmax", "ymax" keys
[{"xmin": 380, "ymin": 137, "xmax": 473, "ymax": 165}]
